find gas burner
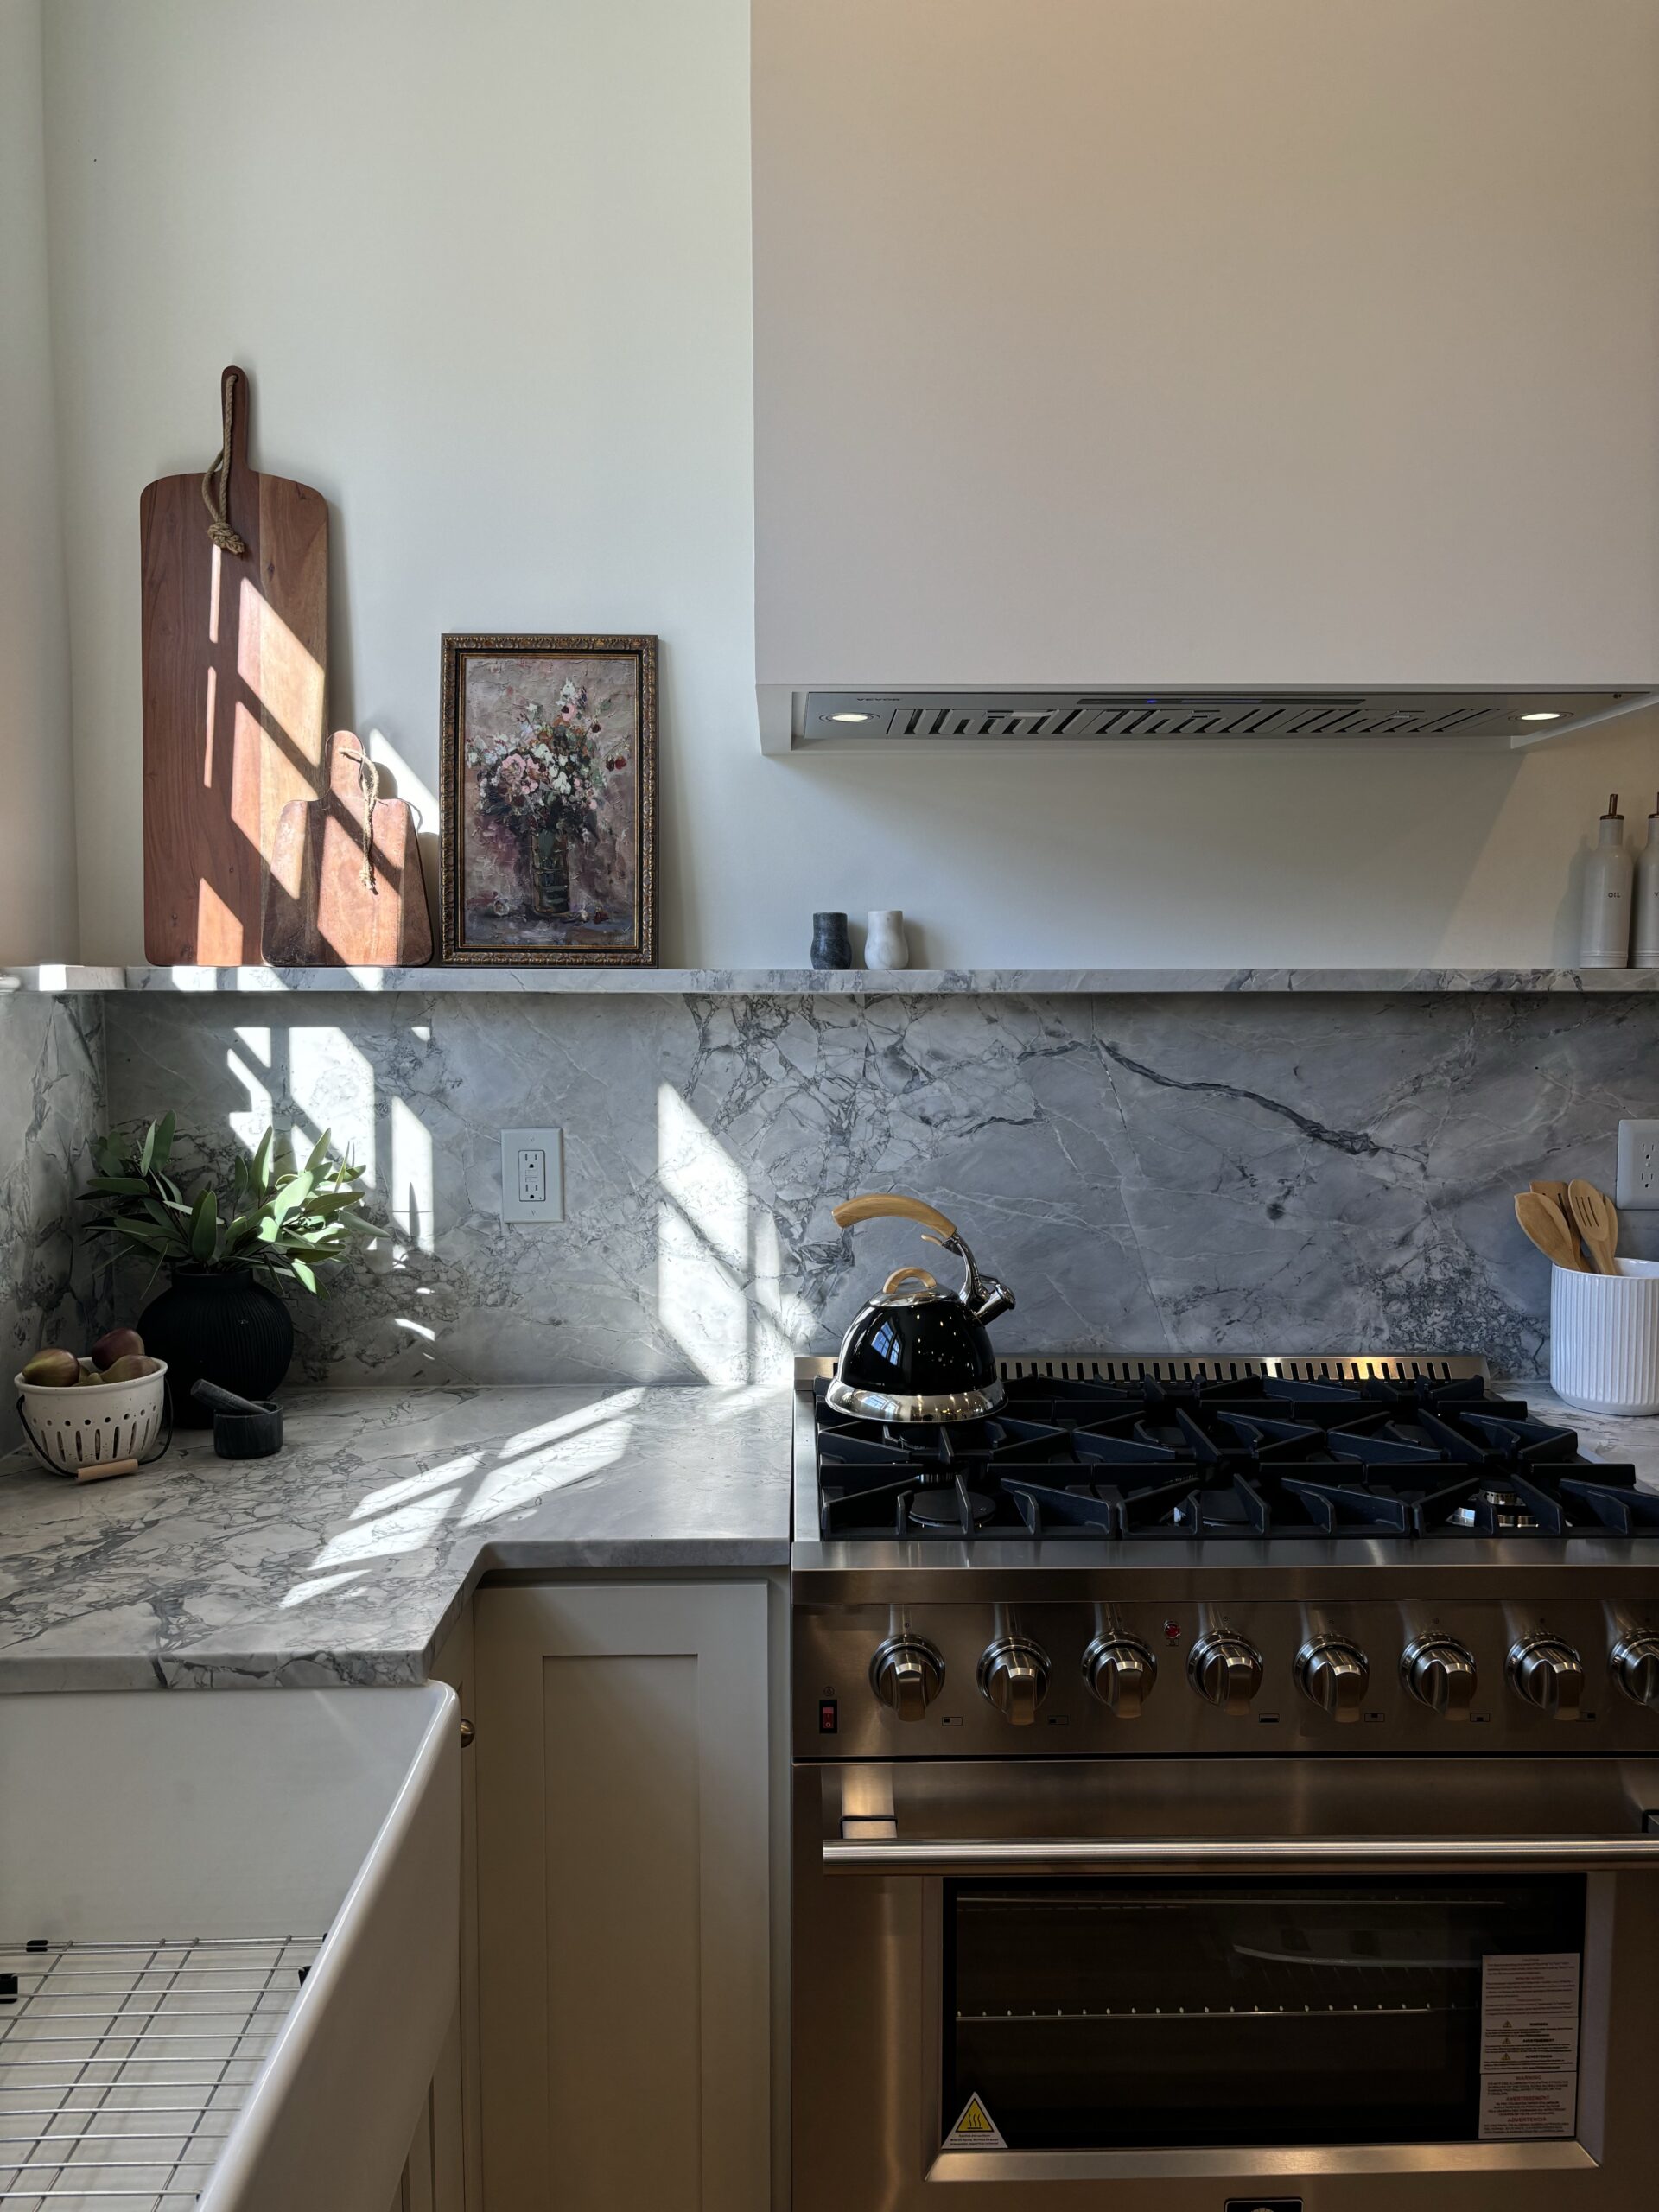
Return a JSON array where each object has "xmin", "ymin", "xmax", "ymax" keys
[
  {"xmin": 908, "ymin": 1481, "xmax": 996, "ymax": 1529},
  {"xmin": 810, "ymin": 1367, "xmax": 1650, "ymax": 1544}
]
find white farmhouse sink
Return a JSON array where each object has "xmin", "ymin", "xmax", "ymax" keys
[{"xmin": 0, "ymin": 1686, "xmax": 459, "ymax": 2212}]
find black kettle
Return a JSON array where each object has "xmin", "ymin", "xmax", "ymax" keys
[{"xmin": 826, "ymin": 1192, "xmax": 1015, "ymax": 1422}]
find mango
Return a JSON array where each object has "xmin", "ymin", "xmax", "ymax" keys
[
  {"xmin": 92, "ymin": 1327, "xmax": 145, "ymax": 1370},
  {"xmin": 22, "ymin": 1348, "xmax": 79, "ymax": 1388},
  {"xmin": 74, "ymin": 1368, "xmax": 106, "ymax": 1386}
]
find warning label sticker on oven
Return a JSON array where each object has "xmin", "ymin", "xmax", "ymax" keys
[
  {"xmin": 944, "ymin": 2094, "xmax": 1007, "ymax": 2151},
  {"xmin": 1478, "ymin": 1953, "xmax": 1580, "ymax": 2139}
]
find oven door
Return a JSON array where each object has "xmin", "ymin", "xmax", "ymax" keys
[{"xmin": 791, "ymin": 1757, "xmax": 1659, "ymax": 2211}]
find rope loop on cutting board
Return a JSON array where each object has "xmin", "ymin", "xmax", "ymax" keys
[
  {"xmin": 200, "ymin": 372, "xmax": 250, "ymax": 557},
  {"xmin": 341, "ymin": 745, "xmax": 382, "ymax": 895}
]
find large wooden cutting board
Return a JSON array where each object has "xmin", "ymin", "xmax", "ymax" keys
[
  {"xmin": 262, "ymin": 732, "xmax": 433, "ymax": 967},
  {"xmin": 141, "ymin": 365, "xmax": 329, "ymax": 963}
]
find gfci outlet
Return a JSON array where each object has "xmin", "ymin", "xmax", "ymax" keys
[
  {"xmin": 500, "ymin": 1128, "xmax": 564, "ymax": 1224},
  {"xmin": 1616, "ymin": 1120, "xmax": 1659, "ymax": 1211}
]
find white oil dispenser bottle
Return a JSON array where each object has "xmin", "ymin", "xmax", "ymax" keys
[
  {"xmin": 1635, "ymin": 793, "xmax": 1659, "ymax": 969},
  {"xmin": 1581, "ymin": 794, "xmax": 1633, "ymax": 968}
]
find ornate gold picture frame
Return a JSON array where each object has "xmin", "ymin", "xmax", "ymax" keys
[{"xmin": 440, "ymin": 633, "xmax": 658, "ymax": 965}]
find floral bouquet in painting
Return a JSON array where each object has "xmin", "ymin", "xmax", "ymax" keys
[{"xmin": 467, "ymin": 679, "xmax": 628, "ymax": 917}]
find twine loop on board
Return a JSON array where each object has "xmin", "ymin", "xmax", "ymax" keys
[
  {"xmin": 200, "ymin": 374, "xmax": 249, "ymax": 557},
  {"xmin": 341, "ymin": 747, "xmax": 382, "ymax": 895}
]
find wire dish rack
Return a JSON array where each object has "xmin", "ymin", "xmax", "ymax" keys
[{"xmin": 0, "ymin": 1936, "xmax": 321, "ymax": 2209}]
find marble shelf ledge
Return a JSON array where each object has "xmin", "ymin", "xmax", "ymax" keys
[{"xmin": 10, "ymin": 963, "xmax": 1659, "ymax": 997}]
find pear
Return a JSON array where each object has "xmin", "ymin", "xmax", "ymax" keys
[
  {"xmin": 92, "ymin": 1327, "xmax": 144, "ymax": 1370},
  {"xmin": 75, "ymin": 1366, "xmax": 107, "ymax": 1386},
  {"xmin": 22, "ymin": 1348, "xmax": 79, "ymax": 1388},
  {"xmin": 99, "ymin": 1354, "xmax": 160, "ymax": 1383}
]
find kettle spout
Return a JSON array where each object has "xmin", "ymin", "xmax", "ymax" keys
[{"xmin": 969, "ymin": 1277, "xmax": 1015, "ymax": 1326}]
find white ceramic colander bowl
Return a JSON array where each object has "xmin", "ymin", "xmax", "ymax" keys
[{"xmin": 14, "ymin": 1359, "xmax": 168, "ymax": 1474}]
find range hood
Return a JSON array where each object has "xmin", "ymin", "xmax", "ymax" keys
[
  {"xmin": 764, "ymin": 689, "xmax": 1651, "ymax": 755},
  {"xmin": 753, "ymin": 2, "xmax": 1659, "ymax": 755}
]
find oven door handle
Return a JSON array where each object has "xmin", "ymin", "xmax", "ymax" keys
[{"xmin": 823, "ymin": 1831, "xmax": 1659, "ymax": 1874}]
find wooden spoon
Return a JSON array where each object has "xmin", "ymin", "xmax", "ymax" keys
[
  {"xmin": 1514, "ymin": 1192, "xmax": 1588, "ymax": 1272},
  {"xmin": 1567, "ymin": 1180, "xmax": 1619, "ymax": 1276},
  {"xmin": 1529, "ymin": 1179, "xmax": 1570, "ymax": 1214}
]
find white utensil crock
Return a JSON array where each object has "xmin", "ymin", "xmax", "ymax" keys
[{"xmin": 1549, "ymin": 1259, "xmax": 1659, "ymax": 1415}]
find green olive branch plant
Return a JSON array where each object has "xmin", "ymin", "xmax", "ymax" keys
[{"xmin": 78, "ymin": 1114, "xmax": 373, "ymax": 1299}]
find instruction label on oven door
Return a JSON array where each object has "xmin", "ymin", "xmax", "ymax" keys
[{"xmin": 1478, "ymin": 1953, "xmax": 1580, "ymax": 2139}]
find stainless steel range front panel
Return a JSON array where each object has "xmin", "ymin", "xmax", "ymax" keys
[
  {"xmin": 795, "ymin": 1598, "xmax": 1659, "ymax": 1759},
  {"xmin": 791, "ymin": 1757, "xmax": 1659, "ymax": 2210}
]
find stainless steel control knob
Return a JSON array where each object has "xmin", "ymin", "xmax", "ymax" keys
[
  {"xmin": 1187, "ymin": 1635, "xmax": 1263, "ymax": 1715},
  {"xmin": 1295, "ymin": 1637, "xmax": 1369, "ymax": 1722},
  {"xmin": 1611, "ymin": 1634, "xmax": 1659, "ymax": 1708},
  {"xmin": 869, "ymin": 1636, "xmax": 944, "ymax": 1723},
  {"xmin": 1083, "ymin": 1636, "xmax": 1157, "ymax": 1719},
  {"xmin": 977, "ymin": 1637, "xmax": 1050, "ymax": 1725},
  {"xmin": 1508, "ymin": 1636, "xmax": 1584, "ymax": 1719},
  {"xmin": 1401, "ymin": 1637, "xmax": 1478, "ymax": 1720}
]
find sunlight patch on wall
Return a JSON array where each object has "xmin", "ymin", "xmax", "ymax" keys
[
  {"xmin": 365, "ymin": 726, "xmax": 438, "ymax": 830},
  {"xmin": 750, "ymin": 1206, "xmax": 812, "ymax": 1381},
  {"xmin": 390, "ymin": 1093, "xmax": 435, "ymax": 1252},
  {"xmin": 658, "ymin": 1083, "xmax": 746, "ymax": 1272},
  {"xmin": 288, "ymin": 1025, "xmax": 376, "ymax": 1184},
  {"xmin": 658, "ymin": 1084, "xmax": 751, "ymax": 1382},
  {"xmin": 227, "ymin": 1027, "xmax": 272, "ymax": 1150}
]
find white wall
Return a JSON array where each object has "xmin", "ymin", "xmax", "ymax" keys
[
  {"xmin": 0, "ymin": 0, "xmax": 78, "ymax": 964},
  {"xmin": 39, "ymin": 0, "xmax": 1659, "ymax": 969}
]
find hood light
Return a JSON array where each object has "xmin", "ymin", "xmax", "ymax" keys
[
  {"xmin": 1522, "ymin": 710, "xmax": 1562, "ymax": 721},
  {"xmin": 831, "ymin": 711, "xmax": 871, "ymax": 722}
]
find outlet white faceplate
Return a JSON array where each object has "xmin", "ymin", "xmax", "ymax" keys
[
  {"xmin": 1616, "ymin": 1120, "xmax": 1659, "ymax": 1211},
  {"xmin": 501, "ymin": 1128, "xmax": 564, "ymax": 1224}
]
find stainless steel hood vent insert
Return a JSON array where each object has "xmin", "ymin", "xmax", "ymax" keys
[{"xmin": 783, "ymin": 688, "xmax": 1652, "ymax": 749}]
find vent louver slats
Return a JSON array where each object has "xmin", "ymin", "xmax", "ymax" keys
[{"xmin": 788, "ymin": 687, "xmax": 1647, "ymax": 747}]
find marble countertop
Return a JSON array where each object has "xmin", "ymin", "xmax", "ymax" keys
[
  {"xmin": 2, "ymin": 1376, "xmax": 1656, "ymax": 1694},
  {"xmin": 0, "ymin": 1382, "xmax": 791, "ymax": 1690}
]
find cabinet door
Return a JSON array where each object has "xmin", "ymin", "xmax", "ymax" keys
[{"xmin": 475, "ymin": 1583, "xmax": 771, "ymax": 2212}]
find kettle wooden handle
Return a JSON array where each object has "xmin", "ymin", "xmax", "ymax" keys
[
  {"xmin": 882, "ymin": 1267, "xmax": 939, "ymax": 1296},
  {"xmin": 833, "ymin": 1192, "xmax": 958, "ymax": 1241}
]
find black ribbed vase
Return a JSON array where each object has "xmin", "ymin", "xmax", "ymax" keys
[{"xmin": 137, "ymin": 1268, "xmax": 295, "ymax": 1427}]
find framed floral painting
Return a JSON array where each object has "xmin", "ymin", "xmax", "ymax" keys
[{"xmin": 440, "ymin": 634, "xmax": 658, "ymax": 964}]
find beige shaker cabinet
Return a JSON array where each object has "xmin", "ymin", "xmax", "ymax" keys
[{"xmin": 472, "ymin": 1581, "xmax": 773, "ymax": 2210}]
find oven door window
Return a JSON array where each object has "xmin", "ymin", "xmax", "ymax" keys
[{"xmin": 944, "ymin": 1877, "xmax": 1585, "ymax": 2151}]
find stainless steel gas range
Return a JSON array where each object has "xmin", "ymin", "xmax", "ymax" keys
[{"xmin": 788, "ymin": 1353, "xmax": 1659, "ymax": 2212}]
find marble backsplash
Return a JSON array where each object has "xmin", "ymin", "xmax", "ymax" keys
[
  {"xmin": 0, "ymin": 993, "xmax": 107, "ymax": 1450},
  {"xmin": 98, "ymin": 988, "xmax": 1659, "ymax": 1389}
]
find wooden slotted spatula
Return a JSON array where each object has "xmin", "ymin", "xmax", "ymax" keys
[
  {"xmin": 1567, "ymin": 1180, "xmax": 1619, "ymax": 1276},
  {"xmin": 1514, "ymin": 1192, "xmax": 1588, "ymax": 1272}
]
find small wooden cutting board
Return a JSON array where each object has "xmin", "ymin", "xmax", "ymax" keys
[
  {"xmin": 141, "ymin": 366, "xmax": 329, "ymax": 963},
  {"xmin": 262, "ymin": 732, "xmax": 432, "ymax": 967}
]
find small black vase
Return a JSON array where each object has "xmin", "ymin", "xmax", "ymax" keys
[
  {"xmin": 137, "ymin": 1268, "xmax": 295, "ymax": 1428},
  {"xmin": 811, "ymin": 912, "xmax": 853, "ymax": 969}
]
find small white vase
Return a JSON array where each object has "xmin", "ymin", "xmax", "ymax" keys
[{"xmin": 865, "ymin": 909, "xmax": 909, "ymax": 969}]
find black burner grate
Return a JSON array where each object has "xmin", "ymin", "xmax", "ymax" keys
[{"xmin": 813, "ymin": 1372, "xmax": 1646, "ymax": 1543}]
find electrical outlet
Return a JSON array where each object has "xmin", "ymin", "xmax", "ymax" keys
[
  {"xmin": 1616, "ymin": 1119, "xmax": 1659, "ymax": 1211},
  {"xmin": 500, "ymin": 1128, "xmax": 564, "ymax": 1224}
]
